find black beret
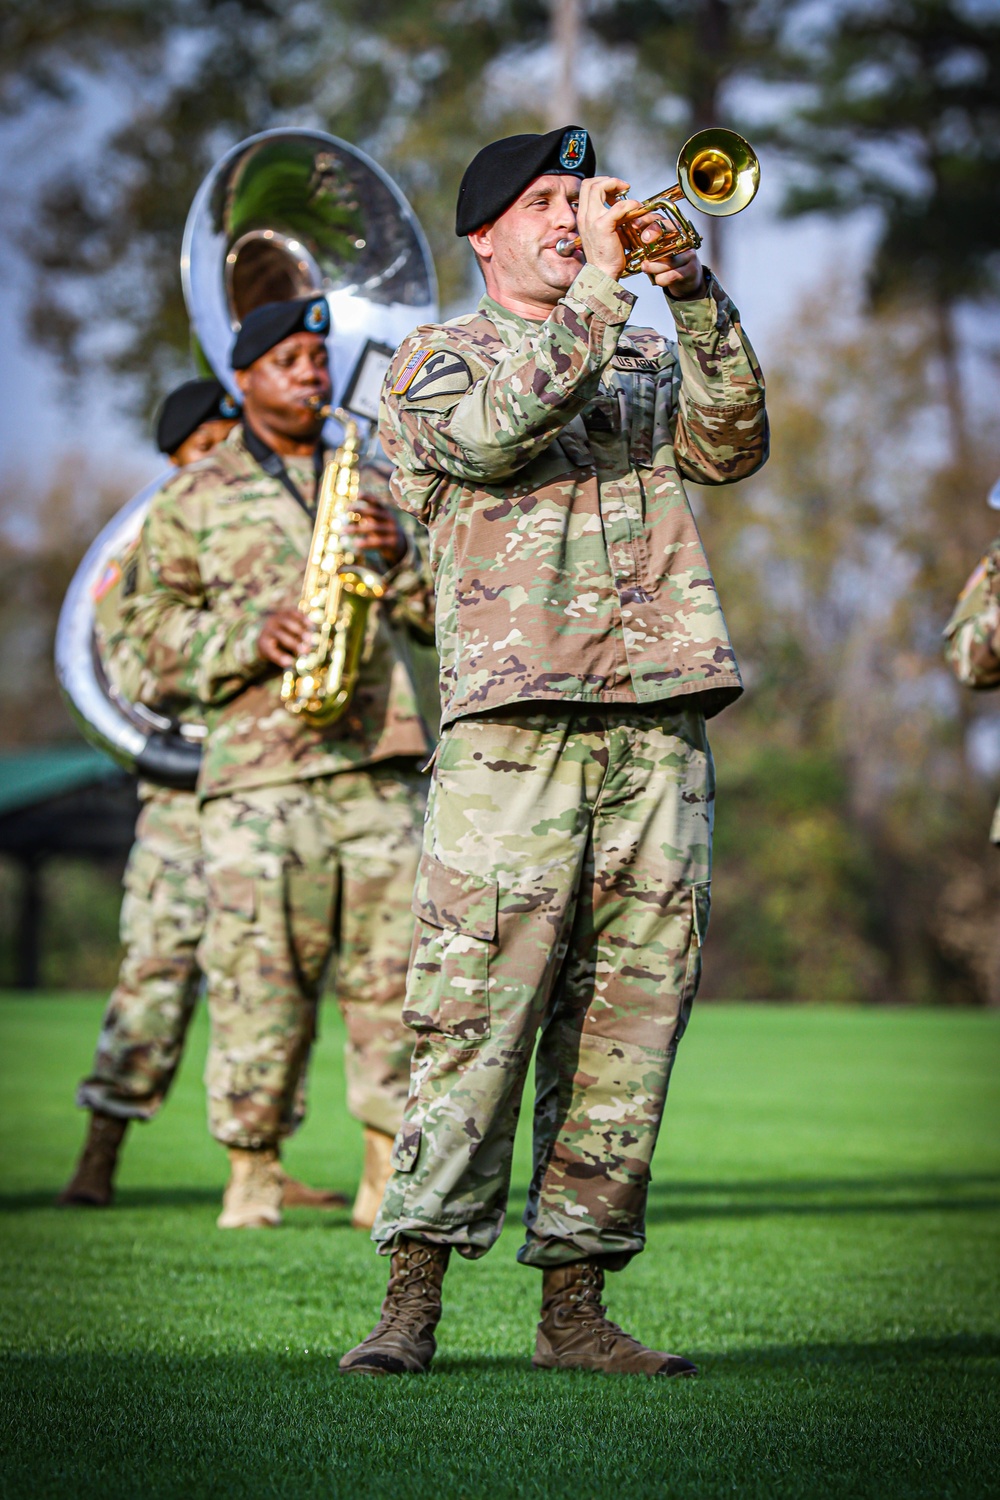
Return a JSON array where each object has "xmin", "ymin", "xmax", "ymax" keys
[
  {"xmin": 230, "ymin": 294, "xmax": 331, "ymax": 370},
  {"xmin": 155, "ymin": 378, "xmax": 240, "ymax": 456},
  {"xmin": 455, "ymin": 126, "xmax": 596, "ymax": 236}
]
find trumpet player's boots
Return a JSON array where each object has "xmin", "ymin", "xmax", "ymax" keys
[
  {"xmin": 339, "ymin": 1238, "xmax": 451, "ymax": 1376},
  {"xmin": 56, "ymin": 1112, "xmax": 128, "ymax": 1207},
  {"xmin": 217, "ymin": 1145, "xmax": 283, "ymax": 1229},
  {"xmin": 533, "ymin": 1262, "xmax": 698, "ymax": 1378},
  {"xmin": 351, "ymin": 1127, "xmax": 395, "ymax": 1231}
]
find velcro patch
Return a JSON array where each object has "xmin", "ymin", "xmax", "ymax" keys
[
  {"xmin": 391, "ymin": 348, "xmax": 434, "ymax": 396},
  {"xmin": 402, "ymin": 350, "xmax": 475, "ymax": 403}
]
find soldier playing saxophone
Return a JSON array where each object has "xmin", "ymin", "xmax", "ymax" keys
[{"xmin": 127, "ymin": 297, "xmax": 434, "ymax": 1230}]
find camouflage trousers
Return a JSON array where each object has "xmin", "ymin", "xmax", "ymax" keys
[
  {"xmin": 375, "ymin": 708, "xmax": 713, "ymax": 1269},
  {"xmin": 199, "ymin": 764, "xmax": 426, "ymax": 1149},
  {"xmin": 78, "ymin": 786, "xmax": 205, "ymax": 1120}
]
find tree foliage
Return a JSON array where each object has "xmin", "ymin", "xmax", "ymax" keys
[{"xmin": 769, "ymin": 0, "xmax": 1000, "ymax": 306}]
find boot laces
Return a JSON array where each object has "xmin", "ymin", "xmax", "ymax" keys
[
  {"xmin": 379, "ymin": 1245, "xmax": 441, "ymax": 1333},
  {"xmin": 565, "ymin": 1265, "xmax": 630, "ymax": 1346}
]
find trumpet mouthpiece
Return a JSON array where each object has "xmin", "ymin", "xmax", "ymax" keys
[{"xmin": 554, "ymin": 236, "xmax": 581, "ymax": 258}]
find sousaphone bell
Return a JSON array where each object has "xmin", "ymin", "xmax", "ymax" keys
[{"xmin": 56, "ymin": 130, "xmax": 438, "ymax": 788}]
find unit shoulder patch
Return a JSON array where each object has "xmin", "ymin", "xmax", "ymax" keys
[{"xmin": 393, "ymin": 347, "xmax": 481, "ymax": 406}]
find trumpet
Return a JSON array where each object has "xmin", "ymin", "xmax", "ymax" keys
[{"xmin": 555, "ymin": 128, "xmax": 759, "ymax": 275}]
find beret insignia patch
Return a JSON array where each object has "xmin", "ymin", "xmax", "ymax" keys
[
  {"xmin": 402, "ymin": 351, "xmax": 474, "ymax": 403},
  {"xmin": 559, "ymin": 128, "xmax": 588, "ymax": 172},
  {"xmin": 304, "ymin": 298, "xmax": 330, "ymax": 334},
  {"xmin": 219, "ymin": 393, "xmax": 239, "ymax": 419}
]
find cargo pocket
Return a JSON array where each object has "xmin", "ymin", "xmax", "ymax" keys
[
  {"xmin": 390, "ymin": 1122, "xmax": 422, "ymax": 1173},
  {"xmin": 123, "ymin": 843, "xmax": 162, "ymax": 901},
  {"xmin": 285, "ymin": 865, "xmax": 337, "ymax": 997},
  {"xmin": 678, "ymin": 879, "xmax": 711, "ymax": 1039},
  {"xmin": 207, "ymin": 868, "xmax": 256, "ymax": 921},
  {"xmin": 119, "ymin": 844, "xmax": 165, "ymax": 945},
  {"xmin": 402, "ymin": 852, "xmax": 497, "ymax": 1045}
]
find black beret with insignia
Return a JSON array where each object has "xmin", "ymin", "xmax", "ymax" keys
[
  {"xmin": 155, "ymin": 378, "xmax": 240, "ymax": 456},
  {"xmin": 230, "ymin": 294, "xmax": 331, "ymax": 370},
  {"xmin": 455, "ymin": 126, "xmax": 596, "ymax": 236}
]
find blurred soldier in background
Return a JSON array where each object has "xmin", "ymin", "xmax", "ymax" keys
[
  {"xmin": 60, "ymin": 380, "xmax": 236, "ymax": 1206},
  {"xmin": 127, "ymin": 298, "xmax": 434, "ymax": 1231},
  {"xmin": 60, "ymin": 380, "xmax": 343, "ymax": 1213},
  {"xmin": 944, "ymin": 486, "xmax": 1000, "ymax": 843},
  {"xmin": 341, "ymin": 127, "xmax": 768, "ymax": 1378}
]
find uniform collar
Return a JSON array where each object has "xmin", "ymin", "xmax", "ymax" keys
[{"xmin": 478, "ymin": 291, "xmax": 549, "ymax": 350}]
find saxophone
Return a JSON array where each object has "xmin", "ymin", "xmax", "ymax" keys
[{"xmin": 280, "ymin": 412, "xmax": 387, "ymax": 725}]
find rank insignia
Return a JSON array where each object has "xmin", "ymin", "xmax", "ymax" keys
[
  {"xmin": 303, "ymin": 297, "xmax": 331, "ymax": 334},
  {"xmin": 91, "ymin": 559, "xmax": 122, "ymax": 603},
  {"xmin": 391, "ymin": 348, "xmax": 434, "ymax": 396},
  {"xmin": 559, "ymin": 129, "xmax": 588, "ymax": 171}
]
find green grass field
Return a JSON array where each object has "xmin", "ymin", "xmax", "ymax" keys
[{"xmin": 0, "ymin": 998, "xmax": 998, "ymax": 1499}]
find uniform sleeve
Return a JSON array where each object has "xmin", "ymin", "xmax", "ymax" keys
[
  {"xmin": 381, "ymin": 263, "xmax": 636, "ymax": 511},
  {"xmin": 664, "ymin": 270, "xmax": 769, "ymax": 485},
  {"xmin": 359, "ymin": 460, "xmax": 435, "ymax": 643},
  {"xmin": 943, "ymin": 549, "xmax": 1000, "ymax": 689},
  {"xmin": 127, "ymin": 480, "xmax": 269, "ymax": 708}
]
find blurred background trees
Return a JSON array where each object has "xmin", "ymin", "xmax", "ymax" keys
[{"xmin": 1, "ymin": 0, "xmax": 999, "ymax": 999}]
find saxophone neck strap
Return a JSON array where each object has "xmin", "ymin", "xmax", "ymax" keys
[{"xmin": 242, "ymin": 418, "xmax": 326, "ymax": 519}]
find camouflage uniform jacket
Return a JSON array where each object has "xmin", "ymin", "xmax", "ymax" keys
[
  {"xmin": 127, "ymin": 426, "xmax": 434, "ymax": 801},
  {"xmin": 380, "ymin": 261, "xmax": 767, "ymax": 728},
  {"xmin": 944, "ymin": 537, "xmax": 1000, "ymax": 841},
  {"xmin": 92, "ymin": 493, "xmax": 203, "ymax": 803}
]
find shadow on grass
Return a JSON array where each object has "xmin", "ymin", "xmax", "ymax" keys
[
  {"xmin": 644, "ymin": 1169, "xmax": 1000, "ymax": 1223},
  {"xmin": 0, "ymin": 1187, "xmax": 365, "ymax": 1217},
  {"xmin": 4, "ymin": 1169, "xmax": 999, "ymax": 1222}
]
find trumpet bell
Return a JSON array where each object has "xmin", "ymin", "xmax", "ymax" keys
[{"xmin": 677, "ymin": 128, "xmax": 759, "ymax": 218}]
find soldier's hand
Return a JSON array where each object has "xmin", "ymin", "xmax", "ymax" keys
[
  {"xmin": 257, "ymin": 608, "xmax": 314, "ymax": 669},
  {"xmin": 642, "ymin": 246, "xmax": 706, "ymax": 298},
  {"xmin": 576, "ymin": 177, "xmax": 643, "ymax": 281},
  {"xmin": 343, "ymin": 495, "xmax": 407, "ymax": 569}
]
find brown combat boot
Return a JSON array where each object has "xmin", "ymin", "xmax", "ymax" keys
[
  {"xmin": 351, "ymin": 1127, "xmax": 395, "ymax": 1231},
  {"xmin": 56, "ymin": 1112, "xmax": 128, "ymax": 1207},
  {"xmin": 533, "ymin": 1261, "xmax": 698, "ymax": 1377},
  {"xmin": 339, "ymin": 1238, "xmax": 451, "ymax": 1376},
  {"xmin": 279, "ymin": 1169, "xmax": 348, "ymax": 1210},
  {"xmin": 217, "ymin": 1145, "xmax": 283, "ymax": 1229}
]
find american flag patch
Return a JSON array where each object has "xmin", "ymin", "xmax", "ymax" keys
[
  {"xmin": 91, "ymin": 559, "xmax": 122, "ymax": 603},
  {"xmin": 391, "ymin": 348, "xmax": 434, "ymax": 396}
]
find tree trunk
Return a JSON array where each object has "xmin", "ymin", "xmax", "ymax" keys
[{"xmin": 548, "ymin": 0, "xmax": 581, "ymax": 128}]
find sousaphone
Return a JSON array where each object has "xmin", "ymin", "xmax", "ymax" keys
[{"xmin": 56, "ymin": 129, "xmax": 438, "ymax": 787}]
